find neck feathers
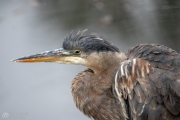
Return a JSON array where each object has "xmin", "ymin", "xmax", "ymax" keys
[{"xmin": 85, "ymin": 52, "xmax": 127, "ymax": 75}]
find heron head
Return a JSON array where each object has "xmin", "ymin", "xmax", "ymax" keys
[{"xmin": 13, "ymin": 30, "xmax": 125, "ymax": 71}]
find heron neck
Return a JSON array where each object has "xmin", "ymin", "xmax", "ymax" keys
[{"xmin": 86, "ymin": 52, "xmax": 127, "ymax": 76}]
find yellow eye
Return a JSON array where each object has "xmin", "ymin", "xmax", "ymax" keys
[{"xmin": 74, "ymin": 50, "xmax": 81, "ymax": 54}]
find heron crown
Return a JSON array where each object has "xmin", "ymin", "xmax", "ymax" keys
[{"xmin": 63, "ymin": 29, "xmax": 120, "ymax": 53}]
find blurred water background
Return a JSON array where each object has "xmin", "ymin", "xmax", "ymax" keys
[{"xmin": 0, "ymin": 0, "xmax": 180, "ymax": 120}]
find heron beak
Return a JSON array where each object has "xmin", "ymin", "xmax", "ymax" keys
[{"xmin": 12, "ymin": 48, "xmax": 72, "ymax": 63}]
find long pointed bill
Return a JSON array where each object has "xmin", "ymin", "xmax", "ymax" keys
[{"xmin": 12, "ymin": 48, "xmax": 72, "ymax": 63}]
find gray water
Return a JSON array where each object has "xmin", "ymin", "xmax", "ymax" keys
[{"xmin": 0, "ymin": 0, "xmax": 180, "ymax": 120}]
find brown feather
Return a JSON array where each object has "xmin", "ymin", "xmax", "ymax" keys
[{"xmin": 117, "ymin": 44, "xmax": 180, "ymax": 119}]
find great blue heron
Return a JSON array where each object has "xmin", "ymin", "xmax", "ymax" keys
[{"xmin": 13, "ymin": 30, "xmax": 180, "ymax": 120}]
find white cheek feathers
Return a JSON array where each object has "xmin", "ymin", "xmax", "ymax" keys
[{"xmin": 56, "ymin": 57, "xmax": 87, "ymax": 65}]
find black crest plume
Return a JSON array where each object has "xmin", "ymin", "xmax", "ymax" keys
[{"xmin": 63, "ymin": 29, "xmax": 120, "ymax": 52}]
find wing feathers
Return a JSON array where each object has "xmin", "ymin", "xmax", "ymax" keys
[
  {"xmin": 115, "ymin": 44, "xmax": 180, "ymax": 119},
  {"xmin": 174, "ymin": 80, "xmax": 180, "ymax": 97},
  {"xmin": 134, "ymin": 83, "xmax": 145, "ymax": 103}
]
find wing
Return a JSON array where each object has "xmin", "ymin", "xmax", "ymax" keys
[{"xmin": 115, "ymin": 44, "xmax": 180, "ymax": 120}]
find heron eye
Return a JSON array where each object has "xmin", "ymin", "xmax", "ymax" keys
[{"xmin": 74, "ymin": 50, "xmax": 81, "ymax": 54}]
